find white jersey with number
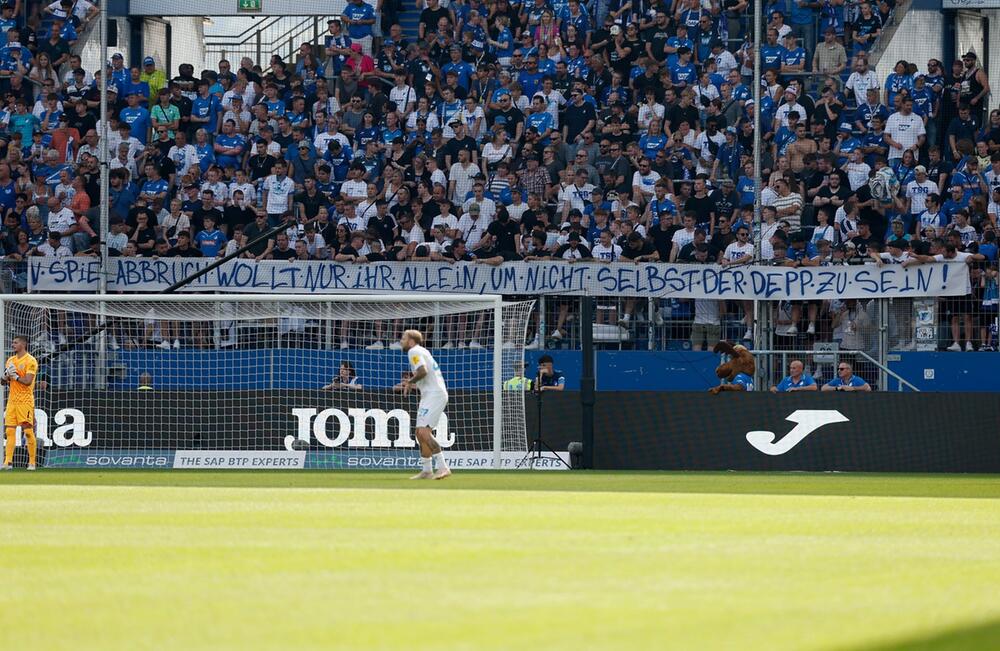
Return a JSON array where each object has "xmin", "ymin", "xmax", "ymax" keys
[{"xmin": 407, "ymin": 344, "xmax": 448, "ymax": 399}]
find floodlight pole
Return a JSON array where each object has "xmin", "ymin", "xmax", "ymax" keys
[
  {"xmin": 751, "ymin": 0, "xmax": 766, "ymax": 361},
  {"xmin": 97, "ymin": 3, "xmax": 110, "ymax": 389},
  {"xmin": 98, "ymin": 3, "xmax": 109, "ymax": 294}
]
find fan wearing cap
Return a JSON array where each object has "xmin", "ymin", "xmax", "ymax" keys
[
  {"xmin": 868, "ymin": 234, "xmax": 911, "ymax": 267},
  {"xmin": 552, "ymin": 230, "xmax": 592, "ymax": 261},
  {"xmin": 105, "ymin": 51, "xmax": 128, "ymax": 89},
  {"xmin": 119, "ymin": 90, "xmax": 151, "ymax": 145},
  {"xmin": 959, "ymin": 51, "xmax": 990, "ymax": 122},
  {"xmin": 901, "ymin": 164, "xmax": 938, "ymax": 224},
  {"xmin": 346, "ymin": 42, "xmax": 375, "ymax": 91},
  {"xmin": 140, "ymin": 56, "xmax": 166, "ymax": 97}
]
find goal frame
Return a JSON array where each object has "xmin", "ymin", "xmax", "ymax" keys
[{"xmin": 0, "ymin": 293, "xmax": 508, "ymax": 469}]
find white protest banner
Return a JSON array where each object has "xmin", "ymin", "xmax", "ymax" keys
[{"xmin": 26, "ymin": 257, "xmax": 970, "ymax": 300}]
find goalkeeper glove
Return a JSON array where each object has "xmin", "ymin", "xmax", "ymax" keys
[{"xmin": 5, "ymin": 364, "xmax": 18, "ymax": 380}]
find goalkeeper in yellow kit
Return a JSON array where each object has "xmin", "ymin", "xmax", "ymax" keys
[{"xmin": 2, "ymin": 335, "xmax": 38, "ymax": 471}]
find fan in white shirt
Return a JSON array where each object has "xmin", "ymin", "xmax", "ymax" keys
[
  {"xmin": 884, "ymin": 100, "xmax": 926, "ymax": 161},
  {"xmin": 590, "ymin": 231, "xmax": 622, "ymax": 261},
  {"xmin": 903, "ymin": 167, "xmax": 938, "ymax": 215},
  {"xmin": 457, "ymin": 208, "xmax": 489, "ymax": 247},
  {"xmin": 462, "ymin": 194, "xmax": 496, "ymax": 222},
  {"xmin": 431, "ymin": 211, "xmax": 459, "ymax": 237},
  {"xmin": 722, "ymin": 238, "xmax": 754, "ymax": 266},
  {"xmin": 846, "ymin": 66, "xmax": 880, "ymax": 105},
  {"xmin": 168, "ymin": 140, "xmax": 200, "ymax": 178},
  {"xmin": 389, "ymin": 82, "xmax": 417, "ymax": 115}
]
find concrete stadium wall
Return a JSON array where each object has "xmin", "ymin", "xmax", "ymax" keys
[{"xmin": 875, "ymin": 9, "xmax": 944, "ymax": 86}]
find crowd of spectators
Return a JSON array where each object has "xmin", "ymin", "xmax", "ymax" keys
[{"xmin": 0, "ymin": 0, "xmax": 996, "ymax": 351}]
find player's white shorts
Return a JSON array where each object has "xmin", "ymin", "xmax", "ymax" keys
[{"xmin": 416, "ymin": 394, "xmax": 448, "ymax": 429}]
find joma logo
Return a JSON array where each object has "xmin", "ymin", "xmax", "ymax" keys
[{"xmin": 286, "ymin": 407, "xmax": 453, "ymax": 451}]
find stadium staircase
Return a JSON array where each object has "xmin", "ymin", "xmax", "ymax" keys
[
  {"xmin": 397, "ymin": 1, "xmax": 421, "ymax": 43},
  {"xmin": 864, "ymin": 0, "xmax": 913, "ymax": 69},
  {"xmin": 204, "ymin": 0, "xmax": 421, "ymax": 70}
]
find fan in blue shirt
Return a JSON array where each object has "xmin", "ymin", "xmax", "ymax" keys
[
  {"xmin": 638, "ymin": 133, "xmax": 668, "ymax": 160},
  {"xmin": 822, "ymin": 364, "xmax": 871, "ymax": 391},
  {"xmin": 121, "ymin": 78, "xmax": 151, "ymax": 105},
  {"xmin": 119, "ymin": 97, "xmax": 151, "ymax": 144},
  {"xmin": 443, "ymin": 59, "xmax": 475, "ymax": 92},
  {"xmin": 669, "ymin": 62, "xmax": 697, "ymax": 91},
  {"xmin": 731, "ymin": 372, "xmax": 754, "ymax": 391},
  {"xmin": 517, "ymin": 68, "xmax": 545, "ymax": 99},
  {"xmin": 782, "ymin": 45, "xmax": 807, "ymax": 70},
  {"xmin": 759, "ymin": 41, "xmax": 786, "ymax": 72},
  {"xmin": 772, "ymin": 364, "xmax": 818, "ymax": 392},
  {"xmin": 214, "ymin": 131, "xmax": 246, "ymax": 170},
  {"xmin": 140, "ymin": 177, "xmax": 169, "ymax": 200},
  {"xmin": 342, "ymin": 0, "xmax": 376, "ymax": 40},
  {"xmin": 525, "ymin": 110, "xmax": 553, "ymax": 143},
  {"xmin": 195, "ymin": 223, "xmax": 227, "ymax": 257},
  {"xmin": 191, "ymin": 90, "xmax": 221, "ymax": 134},
  {"xmin": 664, "ymin": 34, "xmax": 694, "ymax": 69}
]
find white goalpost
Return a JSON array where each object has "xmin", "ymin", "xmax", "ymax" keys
[{"xmin": 0, "ymin": 294, "xmax": 533, "ymax": 470}]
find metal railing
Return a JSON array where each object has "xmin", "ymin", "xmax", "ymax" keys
[
  {"xmin": 204, "ymin": 15, "xmax": 332, "ymax": 70},
  {"xmin": 752, "ymin": 349, "xmax": 920, "ymax": 393}
]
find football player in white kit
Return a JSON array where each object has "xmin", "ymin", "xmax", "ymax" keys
[{"xmin": 400, "ymin": 329, "xmax": 452, "ymax": 479}]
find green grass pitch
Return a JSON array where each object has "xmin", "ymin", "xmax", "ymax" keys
[{"xmin": 3, "ymin": 471, "xmax": 1000, "ymax": 651}]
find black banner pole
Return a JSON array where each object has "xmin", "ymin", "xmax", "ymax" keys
[{"xmin": 580, "ymin": 295, "xmax": 595, "ymax": 469}]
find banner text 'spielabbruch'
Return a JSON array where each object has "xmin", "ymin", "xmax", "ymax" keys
[{"xmin": 26, "ymin": 258, "xmax": 970, "ymax": 300}]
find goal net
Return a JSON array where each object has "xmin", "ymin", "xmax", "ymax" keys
[{"xmin": 0, "ymin": 294, "xmax": 533, "ymax": 470}]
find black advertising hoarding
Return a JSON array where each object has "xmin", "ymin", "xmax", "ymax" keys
[
  {"xmin": 528, "ymin": 393, "xmax": 1000, "ymax": 473},
  {"xmin": 17, "ymin": 390, "xmax": 1000, "ymax": 473}
]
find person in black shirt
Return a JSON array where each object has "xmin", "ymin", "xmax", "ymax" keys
[
  {"xmin": 850, "ymin": 219, "xmax": 877, "ymax": 258},
  {"xmin": 486, "ymin": 206, "xmax": 520, "ymax": 253},
  {"xmin": 553, "ymin": 231, "xmax": 592, "ymax": 259},
  {"xmin": 65, "ymin": 100, "xmax": 96, "ymax": 135},
  {"xmin": 367, "ymin": 201, "xmax": 397, "ymax": 246},
  {"xmin": 443, "ymin": 237, "xmax": 475, "ymax": 262},
  {"xmin": 487, "ymin": 95, "xmax": 524, "ymax": 142},
  {"xmin": 712, "ymin": 179, "xmax": 740, "ymax": 225},
  {"xmin": 270, "ymin": 232, "xmax": 298, "ymax": 260},
  {"xmin": 419, "ymin": 0, "xmax": 451, "ymax": 40},
  {"xmin": 247, "ymin": 146, "xmax": 277, "ymax": 182},
  {"xmin": 650, "ymin": 214, "xmax": 681, "ymax": 261},
  {"xmin": 224, "ymin": 191, "xmax": 255, "ymax": 234},
  {"xmin": 678, "ymin": 229, "xmax": 711, "ymax": 262},
  {"xmin": 685, "ymin": 176, "xmax": 717, "ymax": 229},
  {"xmin": 854, "ymin": 181, "xmax": 886, "ymax": 241},
  {"xmin": 563, "ymin": 90, "xmax": 597, "ymax": 145},
  {"xmin": 193, "ymin": 190, "xmax": 223, "ymax": 234},
  {"xmin": 445, "ymin": 121, "xmax": 479, "ymax": 167},
  {"xmin": 169, "ymin": 84, "xmax": 193, "ymax": 138},
  {"xmin": 472, "ymin": 232, "xmax": 523, "ymax": 264},
  {"xmin": 621, "ymin": 232, "xmax": 658, "ymax": 261},
  {"xmin": 294, "ymin": 177, "xmax": 326, "ymax": 220},
  {"xmin": 165, "ymin": 231, "xmax": 204, "ymax": 258}
]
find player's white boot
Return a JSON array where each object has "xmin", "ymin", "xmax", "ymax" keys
[
  {"xmin": 433, "ymin": 467, "xmax": 452, "ymax": 480},
  {"xmin": 26, "ymin": 464, "xmax": 36, "ymax": 471},
  {"xmin": 0, "ymin": 464, "xmax": 11, "ymax": 470},
  {"xmin": 409, "ymin": 470, "xmax": 434, "ymax": 479}
]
